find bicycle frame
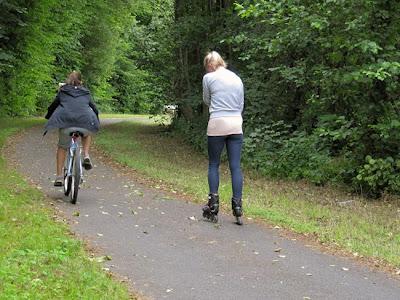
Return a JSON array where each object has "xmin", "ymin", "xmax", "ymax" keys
[
  {"xmin": 65, "ymin": 133, "xmax": 82, "ymax": 178},
  {"xmin": 64, "ymin": 132, "xmax": 83, "ymax": 203}
]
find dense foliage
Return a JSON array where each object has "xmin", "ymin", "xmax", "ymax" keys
[
  {"xmin": 2, "ymin": 0, "xmax": 400, "ymax": 196},
  {"xmin": 173, "ymin": 0, "xmax": 400, "ymax": 196},
  {"xmin": 0, "ymin": 0, "xmax": 174, "ymax": 115}
]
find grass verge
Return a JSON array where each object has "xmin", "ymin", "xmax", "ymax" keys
[
  {"xmin": 0, "ymin": 118, "xmax": 132, "ymax": 299},
  {"xmin": 96, "ymin": 117, "xmax": 400, "ymax": 270}
]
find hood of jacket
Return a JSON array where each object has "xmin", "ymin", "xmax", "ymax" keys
[{"xmin": 60, "ymin": 85, "xmax": 90, "ymax": 98}]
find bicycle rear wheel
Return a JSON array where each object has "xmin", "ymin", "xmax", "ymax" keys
[
  {"xmin": 70, "ymin": 149, "xmax": 81, "ymax": 204},
  {"xmin": 64, "ymin": 166, "xmax": 72, "ymax": 196}
]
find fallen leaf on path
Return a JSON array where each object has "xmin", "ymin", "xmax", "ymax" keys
[
  {"xmin": 134, "ymin": 190, "xmax": 144, "ymax": 196},
  {"xmin": 97, "ymin": 233, "xmax": 103, "ymax": 237},
  {"xmin": 188, "ymin": 216, "xmax": 197, "ymax": 221},
  {"xmin": 395, "ymin": 270, "xmax": 400, "ymax": 275},
  {"xmin": 95, "ymin": 255, "xmax": 112, "ymax": 263},
  {"xmin": 166, "ymin": 289, "xmax": 173, "ymax": 293},
  {"xmin": 342, "ymin": 267, "xmax": 349, "ymax": 271},
  {"xmin": 73, "ymin": 211, "xmax": 80, "ymax": 217},
  {"xmin": 306, "ymin": 273, "xmax": 312, "ymax": 276},
  {"xmin": 278, "ymin": 255, "xmax": 286, "ymax": 258},
  {"xmin": 274, "ymin": 248, "xmax": 282, "ymax": 252},
  {"xmin": 101, "ymin": 211, "xmax": 109, "ymax": 215}
]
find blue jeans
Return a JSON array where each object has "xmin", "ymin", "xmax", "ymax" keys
[{"xmin": 208, "ymin": 134, "xmax": 243, "ymax": 199}]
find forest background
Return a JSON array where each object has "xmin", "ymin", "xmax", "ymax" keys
[{"xmin": 1, "ymin": 0, "xmax": 400, "ymax": 197}]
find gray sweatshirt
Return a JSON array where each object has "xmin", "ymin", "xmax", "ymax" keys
[{"xmin": 202, "ymin": 67, "xmax": 244, "ymax": 118}]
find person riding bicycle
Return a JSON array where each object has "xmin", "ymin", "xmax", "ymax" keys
[{"xmin": 44, "ymin": 71, "xmax": 100, "ymax": 186}]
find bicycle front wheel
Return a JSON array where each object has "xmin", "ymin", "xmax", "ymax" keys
[{"xmin": 70, "ymin": 149, "xmax": 81, "ymax": 204}]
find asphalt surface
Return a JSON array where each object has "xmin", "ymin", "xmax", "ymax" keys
[{"xmin": 8, "ymin": 123, "xmax": 400, "ymax": 300}]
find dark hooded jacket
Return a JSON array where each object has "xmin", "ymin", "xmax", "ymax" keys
[{"xmin": 45, "ymin": 85, "xmax": 100, "ymax": 133}]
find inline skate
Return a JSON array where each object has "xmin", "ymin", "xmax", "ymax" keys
[
  {"xmin": 202, "ymin": 193, "xmax": 219, "ymax": 223},
  {"xmin": 232, "ymin": 197, "xmax": 243, "ymax": 225}
]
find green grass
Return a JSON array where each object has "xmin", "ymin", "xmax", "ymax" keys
[
  {"xmin": 99, "ymin": 113, "xmax": 172, "ymax": 125},
  {"xmin": 100, "ymin": 113, "xmax": 150, "ymax": 119},
  {"xmin": 0, "ymin": 118, "xmax": 132, "ymax": 299},
  {"xmin": 96, "ymin": 118, "xmax": 400, "ymax": 269}
]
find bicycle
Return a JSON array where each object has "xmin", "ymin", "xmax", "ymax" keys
[{"xmin": 63, "ymin": 130, "xmax": 84, "ymax": 204}]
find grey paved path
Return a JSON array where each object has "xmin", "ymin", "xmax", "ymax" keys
[{"xmin": 8, "ymin": 124, "xmax": 400, "ymax": 300}]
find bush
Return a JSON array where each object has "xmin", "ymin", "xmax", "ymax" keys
[
  {"xmin": 243, "ymin": 123, "xmax": 338, "ymax": 185},
  {"xmin": 355, "ymin": 156, "xmax": 400, "ymax": 197}
]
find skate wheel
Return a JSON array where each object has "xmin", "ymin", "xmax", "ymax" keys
[{"xmin": 211, "ymin": 215, "xmax": 218, "ymax": 223}]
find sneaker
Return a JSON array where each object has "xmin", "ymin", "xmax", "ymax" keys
[
  {"xmin": 54, "ymin": 176, "xmax": 63, "ymax": 187},
  {"xmin": 82, "ymin": 157, "xmax": 93, "ymax": 170}
]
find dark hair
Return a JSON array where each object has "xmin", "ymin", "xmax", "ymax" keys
[{"xmin": 65, "ymin": 71, "xmax": 82, "ymax": 86}]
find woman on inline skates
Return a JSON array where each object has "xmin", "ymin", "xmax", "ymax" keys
[{"xmin": 201, "ymin": 51, "xmax": 245, "ymax": 225}]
